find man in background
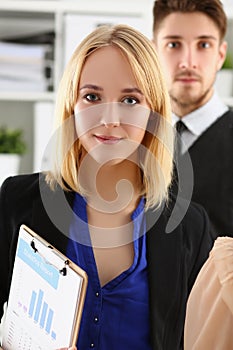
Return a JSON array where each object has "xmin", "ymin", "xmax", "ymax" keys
[{"xmin": 152, "ymin": 0, "xmax": 233, "ymax": 239}]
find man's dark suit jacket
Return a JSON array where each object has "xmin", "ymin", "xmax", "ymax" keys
[
  {"xmin": 176, "ymin": 109, "xmax": 233, "ymax": 239},
  {"xmin": 0, "ymin": 173, "xmax": 213, "ymax": 350}
]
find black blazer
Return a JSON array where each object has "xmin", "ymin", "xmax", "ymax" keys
[
  {"xmin": 0, "ymin": 173, "xmax": 213, "ymax": 350},
  {"xmin": 176, "ymin": 109, "xmax": 233, "ymax": 239}
]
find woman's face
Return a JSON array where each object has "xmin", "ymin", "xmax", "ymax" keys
[{"xmin": 74, "ymin": 45, "xmax": 151, "ymax": 164}]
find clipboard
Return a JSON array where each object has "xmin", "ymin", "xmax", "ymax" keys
[{"xmin": 2, "ymin": 224, "xmax": 88, "ymax": 350}]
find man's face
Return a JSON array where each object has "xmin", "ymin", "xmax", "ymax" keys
[{"xmin": 153, "ymin": 12, "xmax": 227, "ymax": 114}]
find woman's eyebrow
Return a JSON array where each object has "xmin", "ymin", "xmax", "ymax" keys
[
  {"xmin": 121, "ymin": 88, "xmax": 143, "ymax": 95},
  {"xmin": 79, "ymin": 85, "xmax": 143, "ymax": 95},
  {"xmin": 79, "ymin": 84, "xmax": 103, "ymax": 91}
]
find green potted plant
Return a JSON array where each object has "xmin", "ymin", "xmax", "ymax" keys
[
  {"xmin": 0, "ymin": 127, "xmax": 26, "ymax": 154},
  {"xmin": 0, "ymin": 126, "xmax": 27, "ymax": 185},
  {"xmin": 222, "ymin": 52, "xmax": 233, "ymax": 69}
]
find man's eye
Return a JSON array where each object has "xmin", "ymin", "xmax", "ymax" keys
[
  {"xmin": 168, "ymin": 42, "xmax": 179, "ymax": 48},
  {"xmin": 85, "ymin": 93, "xmax": 100, "ymax": 102},
  {"xmin": 122, "ymin": 97, "xmax": 138, "ymax": 105},
  {"xmin": 199, "ymin": 42, "xmax": 210, "ymax": 49}
]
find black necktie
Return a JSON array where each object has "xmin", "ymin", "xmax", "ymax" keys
[
  {"xmin": 175, "ymin": 120, "xmax": 187, "ymax": 135},
  {"xmin": 175, "ymin": 120, "xmax": 187, "ymax": 156}
]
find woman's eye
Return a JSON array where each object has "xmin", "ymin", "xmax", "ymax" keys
[
  {"xmin": 122, "ymin": 97, "xmax": 138, "ymax": 105},
  {"xmin": 85, "ymin": 93, "xmax": 100, "ymax": 102}
]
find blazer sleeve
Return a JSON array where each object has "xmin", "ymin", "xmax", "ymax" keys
[
  {"xmin": 185, "ymin": 201, "xmax": 214, "ymax": 295},
  {"xmin": 147, "ymin": 199, "xmax": 214, "ymax": 350},
  {"xmin": 0, "ymin": 173, "xmax": 71, "ymax": 321},
  {"xmin": 0, "ymin": 174, "xmax": 37, "ymax": 320},
  {"xmin": 0, "ymin": 178, "xmax": 15, "ymax": 320}
]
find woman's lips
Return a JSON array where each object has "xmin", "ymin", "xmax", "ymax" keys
[{"xmin": 94, "ymin": 135, "xmax": 123, "ymax": 144}]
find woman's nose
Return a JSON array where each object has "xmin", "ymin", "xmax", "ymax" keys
[{"xmin": 100, "ymin": 103, "xmax": 121, "ymax": 127}]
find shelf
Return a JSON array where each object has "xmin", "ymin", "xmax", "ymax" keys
[
  {"xmin": 0, "ymin": 1, "xmax": 149, "ymax": 16},
  {"xmin": 0, "ymin": 13, "xmax": 54, "ymax": 40},
  {"xmin": 0, "ymin": 91, "xmax": 55, "ymax": 102}
]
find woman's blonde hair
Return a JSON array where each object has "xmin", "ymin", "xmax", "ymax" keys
[{"xmin": 46, "ymin": 24, "xmax": 174, "ymax": 209}]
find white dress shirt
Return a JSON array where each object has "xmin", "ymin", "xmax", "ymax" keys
[{"xmin": 172, "ymin": 92, "xmax": 229, "ymax": 154}]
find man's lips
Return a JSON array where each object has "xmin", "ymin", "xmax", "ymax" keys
[
  {"xmin": 177, "ymin": 77, "xmax": 198, "ymax": 83},
  {"xmin": 175, "ymin": 73, "xmax": 200, "ymax": 84},
  {"xmin": 94, "ymin": 135, "xmax": 123, "ymax": 144}
]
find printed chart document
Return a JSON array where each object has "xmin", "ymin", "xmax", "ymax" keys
[{"xmin": 2, "ymin": 225, "xmax": 88, "ymax": 350}]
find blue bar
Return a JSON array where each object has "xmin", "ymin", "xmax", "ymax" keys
[
  {"xmin": 39, "ymin": 302, "xmax": 48, "ymax": 329},
  {"xmin": 45, "ymin": 308, "xmax": 54, "ymax": 334},
  {"xmin": 51, "ymin": 331, "xmax": 56, "ymax": 340},
  {"xmin": 34, "ymin": 289, "xmax": 44, "ymax": 323},
  {"xmin": 29, "ymin": 291, "xmax": 37, "ymax": 318}
]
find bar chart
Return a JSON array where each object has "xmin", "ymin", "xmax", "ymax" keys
[{"xmin": 28, "ymin": 289, "xmax": 56, "ymax": 341}]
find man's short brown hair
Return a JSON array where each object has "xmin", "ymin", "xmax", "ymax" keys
[{"xmin": 153, "ymin": 0, "xmax": 227, "ymax": 42}]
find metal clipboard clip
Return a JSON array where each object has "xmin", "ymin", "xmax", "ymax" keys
[{"xmin": 30, "ymin": 239, "xmax": 69, "ymax": 276}]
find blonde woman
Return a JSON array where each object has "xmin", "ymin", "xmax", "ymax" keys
[{"xmin": 0, "ymin": 25, "xmax": 212, "ymax": 350}]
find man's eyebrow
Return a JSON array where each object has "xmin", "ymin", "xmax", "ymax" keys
[
  {"xmin": 197, "ymin": 35, "xmax": 218, "ymax": 41},
  {"xmin": 162, "ymin": 35, "xmax": 182, "ymax": 40},
  {"xmin": 162, "ymin": 35, "xmax": 218, "ymax": 41},
  {"xmin": 79, "ymin": 84, "xmax": 103, "ymax": 91}
]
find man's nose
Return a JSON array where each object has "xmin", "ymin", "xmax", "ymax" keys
[{"xmin": 178, "ymin": 47, "xmax": 197, "ymax": 69}]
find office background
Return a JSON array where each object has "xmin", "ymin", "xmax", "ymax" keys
[{"xmin": 0, "ymin": 0, "xmax": 232, "ymax": 181}]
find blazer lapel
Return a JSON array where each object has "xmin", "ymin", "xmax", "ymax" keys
[{"xmin": 31, "ymin": 176, "xmax": 75, "ymax": 255}]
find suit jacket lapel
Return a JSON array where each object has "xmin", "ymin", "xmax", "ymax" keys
[{"xmin": 31, "ymin": 176, "xmax": 75, "ymax": 255}]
